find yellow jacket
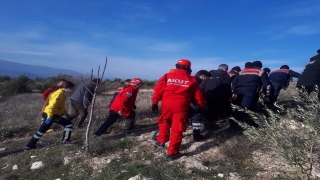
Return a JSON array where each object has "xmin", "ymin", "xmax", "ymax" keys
[{"xmin": 43, "ymin": 88, "xmax": 68, "ymax": 118}]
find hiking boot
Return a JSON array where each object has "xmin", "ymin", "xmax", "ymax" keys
[
  {"xmin": 193, "ymin": 135, "xmax": 207, "ymax": 142},
  {"xmin": 154, "ymin": 141, "xmax": 165, "ymax": 149},
  {"xmin": 125, "ymin": 131, "xmax": 136, "ymax": 137},
  {"xmin": 167, "ymin": 152, "xmax": 182, "ymax": 160},
  {"xmin": 61, "ymin": 140, "xmax": 73, "ymax": 144},
  {"xmin": 92, "ymin": 134, "xmax": 99, "ymax": 138},
  {"xmin": 151, "ymin": 131, "xmax": 159, "ymax": 141},
  {"xmin": 24, "ymin": 145, "xmax": 37, "ymax": 151}
]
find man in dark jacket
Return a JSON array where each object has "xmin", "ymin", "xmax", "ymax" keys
[
  {"xmin": 190, "ymin": 70, "xmax": 210, "ymax": 141},
  {"xmin": 69, "ymin": 78, "xmax": 101, "ymax": 128},
  {"xmin": 203, "ymin": 64, "xmax": 232, "ymax": 124},
  {"xmin": 228, "ymin": 66, "xmax": 241, "ymax": 82},
  {"xmin": 230, "ymin": 61, "xmax": 271, "ymax": 129},
  {"xmin": 297, "ymin": 49, "xmax": 320, "ymax": 101},
  {"xmin": 263, "ymin": 68, "xmax": 271, "ymax": 75},
  {"xmin": 232, "ymin": 61, "xmax": 271, "ymax": 110},
  {"xmin": 269, "ymin": 65, "xmax": 300, "ymax": 102}
]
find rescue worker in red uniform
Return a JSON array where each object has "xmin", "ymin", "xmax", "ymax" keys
[
  {"xmin": 151, "ymin": 59, "xmax": 205, "ymax": 159},
  {"xmin": 108, "ymin": 79, "xmax": 131, "ymax": 108},
  {"xmin": 92, "ymin": 78, "xmax": 143, "ymax": 137}
]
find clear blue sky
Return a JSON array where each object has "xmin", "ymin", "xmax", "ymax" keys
[{"xmin": 0, "ymin": 0, "xmax": 319, "ymax": 80}]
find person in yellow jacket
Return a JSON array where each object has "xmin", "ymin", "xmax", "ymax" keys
[{"xmin": 25, "ymin": 80, "xmax": 75, "ymax": 151}]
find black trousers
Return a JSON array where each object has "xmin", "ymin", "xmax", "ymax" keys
[
  {"xmin": 231, "ymin": 89, "xmax": 259, "ymax": 128},
  {"xmin": 271, "ymin": 82, "xmax": 283, "ymax": 102},
  {"xmin": 94, "ymin": 110, "xmax": 136, "ymax": 136},
  {"xmin": 188, "ymin": 105, "xmax": 202, "ymax": 130},
  {"xmin": 69, "ymin": 100, "xmax": 88, "ymax": 126},
  {"xmin": 205, "ymin": 100, "xmax": 231, "ymax": 122},
  {"xmin": 26, "ymin": 113, "xmax": 73, "ymax": 147}
]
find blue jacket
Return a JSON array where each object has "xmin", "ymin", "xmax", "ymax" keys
[
  {"xmin": 269, "ymin": 69, "xmax": 300, "ymax": 83},
  {"xmin": 232, "ymin": 68, "xmax": 271, "ymax": 96}
]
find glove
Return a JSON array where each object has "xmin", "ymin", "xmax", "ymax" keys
[
  {"xmin": 45, "ymin": 117, "xmax": 53, "ymax": 124},
  {"xmin": 151, "ymin": 104, "xmax": 158, "ymax": 114},
  {"xmin": 232, "ymin": 94, "xmax": 237, "ymax": 100},
  {"xmin": 65, "ymin": 114, "xmax": 71, "ymax": 120},
  {"xmin": 193, "ymin": 105, "xmax": 198, "ymax": 111},
  {"xmin": 197, "ymin": 108, "xmax": 204, "ymax": 114}
]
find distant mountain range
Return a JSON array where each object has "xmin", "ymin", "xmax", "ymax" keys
[{"xmin": 0, "ymin": 59, "xmax": 79, "ymax": 79}]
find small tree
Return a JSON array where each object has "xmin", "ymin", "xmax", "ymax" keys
[{"xmin": 81, "ymin": 58, "xmax": 108, "ymax": 152}]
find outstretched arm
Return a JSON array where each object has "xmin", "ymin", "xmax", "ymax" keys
[{"xmin": 289, "ymin": 70, "xmax": 301, "ymax": 78}]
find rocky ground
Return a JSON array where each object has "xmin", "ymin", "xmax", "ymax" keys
[
  {"xmin": 2, "ymin": 116, "xmax": 316, "ymax": 180},
  {"xmin": 1, "ymin": 84, "xmax": 319, "ymax": 179}
]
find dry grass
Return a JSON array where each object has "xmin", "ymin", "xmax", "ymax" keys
[{"xmin": 0, "ymin": 83, "xmax": 310, "ymax": 180}]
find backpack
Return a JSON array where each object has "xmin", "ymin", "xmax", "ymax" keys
[{"xmin": 42, "ymin": 87, "xmax": 54, "ymax": 101}]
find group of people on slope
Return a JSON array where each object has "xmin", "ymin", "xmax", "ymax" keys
[{"xmin": 25, "ymin": 49, "xmax": 320, "ymax": 160}]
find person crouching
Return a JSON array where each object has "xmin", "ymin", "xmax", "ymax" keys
[
  {"xmin": 25, "ymin": 80, "xmax": 75, "ymax": 150},
  {"xmin": 92, "ymin": 78, "xmax": 144, "ymax": 137}
]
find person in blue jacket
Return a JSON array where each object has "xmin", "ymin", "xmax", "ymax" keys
[{"xmin": 269, "ymin": 65, "xmax": 300, "ymax": 102}]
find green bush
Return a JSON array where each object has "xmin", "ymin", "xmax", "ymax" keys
[{"xmin": 231, "ymin": 86, "xmax": 320, "ymax": 179}]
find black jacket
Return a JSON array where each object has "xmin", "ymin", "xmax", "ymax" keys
[
  {"xmin": 297, "ymin": 57, "xmax": 320, "ymax": 87},
  {"xmin": 202, "ymin": 69, "xmax": 231, "ymax": 102},
  {"xmin": 232, "ymin": 68, "xmax": 271, "ymax": 96}
]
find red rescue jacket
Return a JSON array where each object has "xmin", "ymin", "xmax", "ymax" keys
[
  {"xmin": 152, "ymin": 69, "xmax": 205, "ymax": 108},
  {"xmin": 109, "ymin": 85, "xmax": 139, "ymax": 117}
]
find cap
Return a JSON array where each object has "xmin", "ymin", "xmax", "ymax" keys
[
  {"xmin": 245, "ymin": 62, "xmax": 253, "ymax": 68},
  {"xmin": 252, "ymin": 61, "xmax": 263, "ymax": 68},
  {"xmin": 263, "ymin": 67, "xmax": 271, "ymax": 73},
  {"xmin": 92, "ymin": 78, "xmax": 101, "ymax": 84},
  {"xmin": 280, "ymin": 65, "xmax": 289, "ymax": 69},
  {"xmin": 231, "ymin": 66, "xmax": 241, "ymax": 72},
  {"xmin": 196, "ymin": 70, "xmax": 211, "ymax": 77}
]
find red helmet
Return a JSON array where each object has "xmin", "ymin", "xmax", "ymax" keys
[
  {"xmin": 176, "ymin": 59, "xmax": 191, "ymax": 68},
  {"xmin": 130, "ymin": 78, "xmax": 144, "ymax": 86}
]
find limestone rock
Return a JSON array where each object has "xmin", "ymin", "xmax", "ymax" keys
[
  {"xmin": 31, "ymin": 161, "xmax": 44, "ymax": 170},
  {"xmin": 12, "ymin": 165, "xmax": 18, "ymax": 170}
]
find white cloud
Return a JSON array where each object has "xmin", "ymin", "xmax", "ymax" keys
[
  {"xmin": 277, "ymin": 5, "xmax": 320, "ymax": 18},
  {"xmin": 1, "ymin": 50, "xmax": 55, "ymax": 56},
  {"xmin": 286, "ymin": 25, "xmax": 320, "ymax": 35}
]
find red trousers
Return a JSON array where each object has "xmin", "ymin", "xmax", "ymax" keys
[{"xmin": 156, "ymin": 100, "xmax": 188, "ymax": 155}]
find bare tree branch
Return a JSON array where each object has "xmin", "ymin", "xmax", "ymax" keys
[{"xmin": 85, "ymin": 57, "xmax": 108, "ymax": 152}]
